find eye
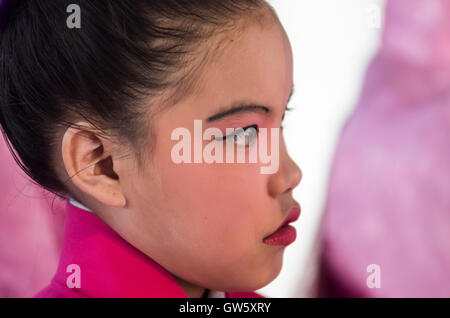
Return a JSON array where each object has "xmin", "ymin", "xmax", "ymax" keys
[{"xmin": 215, "ymin": 124, "xmax": 259, "ymax": 147}]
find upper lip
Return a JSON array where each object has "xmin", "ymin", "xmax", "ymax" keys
[
  {"xmin": 277, "ymin": 205, "xmax": 301, "ymax": 230},
  {"xmin": 266, "ymin": 204, "xmax": 301, "ymax": 237}
]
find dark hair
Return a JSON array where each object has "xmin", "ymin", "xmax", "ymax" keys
[{"xmin": 0, "ymin": 0, "xmax": 276, "ymax": 200}]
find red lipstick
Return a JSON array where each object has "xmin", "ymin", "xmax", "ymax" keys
[{"xmin": 263, "ymin": 206, "xmax": 301, "ymax": 246}]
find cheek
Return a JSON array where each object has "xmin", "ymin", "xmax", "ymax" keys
[
  {"xmin": 140, "ymin": 131, "xmax": 280, "ymax": 287},
  {"xmin": 155, "ymin": 139, "xmax": 272, "ymax": 245}
]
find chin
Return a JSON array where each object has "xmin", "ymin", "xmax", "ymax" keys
[{"xmin": 227, "ymin": 256, "xmax": 285, "ymax": 292}]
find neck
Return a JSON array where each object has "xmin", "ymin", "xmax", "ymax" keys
[{"xmin": 174, "ymin": 276, "xmax": 208, "ymax": 298}]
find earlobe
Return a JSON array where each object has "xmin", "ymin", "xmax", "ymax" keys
[{"xmin": 61, "ymin": 122, "xmax": 127, "ymax": 209}]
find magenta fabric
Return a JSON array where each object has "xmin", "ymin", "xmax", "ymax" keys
[
  {"xmin": 317, "ymin": 0, "xmax": 450, "ymax": 297},
  {"xmin": 35, "ymin": 201, "xmax": 264, "ymax": 298}
]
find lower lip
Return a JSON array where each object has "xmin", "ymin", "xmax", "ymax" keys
[{"xmin": 263, "ymin": 225, "xmax": 297, "ymax": 246}]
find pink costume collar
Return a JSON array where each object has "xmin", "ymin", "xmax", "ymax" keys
[{"xmin": 35, "ymin": 199, "xmax": 262, "ymax": 298}]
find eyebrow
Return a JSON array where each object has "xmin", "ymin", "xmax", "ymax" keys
[{"xmin": 206, "ymin": 85, "xmax": 295, "ymax": 123}]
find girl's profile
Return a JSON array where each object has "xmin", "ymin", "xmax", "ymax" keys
[{"xmin": 0, "ymin": 0, "xmax": 302, "ymax": 298}]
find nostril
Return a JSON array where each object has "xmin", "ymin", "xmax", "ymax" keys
[{"xmin": 285, "ymin": 187, "xmax": 294, "ymax": 195}]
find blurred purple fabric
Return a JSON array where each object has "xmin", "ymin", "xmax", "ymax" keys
[
  {"xmin": 0, "ymin": 137, "xmax": 65, "ymax": 297},
  {"xmin": 317, "ymin": 0, "xmax": 450, "ymax": 297}
]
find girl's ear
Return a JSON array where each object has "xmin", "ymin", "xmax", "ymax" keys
[{"xmin": 61, "ymin": 122, "xmax": 127, "ymax": 208}]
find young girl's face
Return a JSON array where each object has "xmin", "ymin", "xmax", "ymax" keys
[{"xmin": 109, "ymin": 17, "xmax": 302, "ymax": 295}]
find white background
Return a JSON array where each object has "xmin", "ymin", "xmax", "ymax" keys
[{"xmin": 257, "ymin": 0, "xmax": 386, "ymax": 297}]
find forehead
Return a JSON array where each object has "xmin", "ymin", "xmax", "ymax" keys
[
  {"xmin": 148, "ymin": 19, "xmax": 293, "ymax": 163},
  {"xmin": 156, "ymin": 19, "xmax": 293, "ymax": 123},
  {"xmin": 193, "ymin": 21, "xmax": 293, "ymax": 109}
]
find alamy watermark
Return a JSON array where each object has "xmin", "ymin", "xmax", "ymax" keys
[
  {"xmin": 66, "ymin": 264, "xmax": 81, "ymax": 289},
  {"xmin": 366, "ymin": 3, "xmax": 382, "ymax": 29},
  {"xmin": 366, "ymin": 264, "xmax": 381, "ymax": 289},
  {"xmin": 66, "ymin": 4, "xmax": 81, "ymax": 29},
  {"xmin": 170, "ymin": 120, "xmax": 280, "ymax": 174}
]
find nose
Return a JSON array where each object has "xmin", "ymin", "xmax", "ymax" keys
[{"xmin": 267, "ymin": 135, "xmax": 302, "ymax": 197}]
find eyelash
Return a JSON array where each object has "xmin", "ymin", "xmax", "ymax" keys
[
  {"xmin": 281, "ymin": 106, "xmax": 293, "ymax": 129},
  {"xmin": 215, "ymin": 107, "xmax": 294, "ymax": 146},
  {"xmin": 216, "ymin": 124, "xmax": 258, "ymax": 143}
]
